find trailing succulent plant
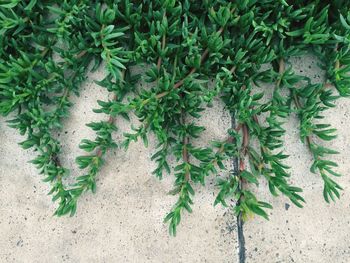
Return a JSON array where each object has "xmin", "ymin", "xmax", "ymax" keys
[{"xmin": 1, "ymin": 0, "xmax": 350, "ymax": 236}]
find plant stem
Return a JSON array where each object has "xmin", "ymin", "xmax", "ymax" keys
[
  {"xmin": 157, "ymin": 12, "xmax": 167, "ymax": 71},
  {"xmin": 181, "ymin": 105, "xmax": 190, "ymax": 181},
  {"xmin": 275, "ymin": 58, "xmax": 285, "ymax": 89},
  {"xmin": 156, "ymin": 11, "xmax": 234, "ymax": 99},
  {"xmin": 292, "ymin": 91, "xmax": 313, "ymax": 150},
  {"xmin": 96, "ymin": 70, "xmax": 125, "ymax": 157}
]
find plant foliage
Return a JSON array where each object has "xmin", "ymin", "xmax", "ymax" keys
[{"xmin": 1, "ymin": 0, "xmax": 350, "ymax": 235}]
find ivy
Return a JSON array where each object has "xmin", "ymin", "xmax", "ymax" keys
[{"xmin": 1, "ymin": 0, "xmax": 350, "ymax": 237}]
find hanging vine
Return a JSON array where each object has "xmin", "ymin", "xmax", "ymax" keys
[{"xmin": 1, "ymin": 0, "xmax": 350, "ymax": 236}]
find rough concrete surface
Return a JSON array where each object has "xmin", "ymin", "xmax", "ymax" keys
[
  {"xmin": 245, "ymin": 57, "xmax": 350, "ymax": 263},
  {"xmin": 1, "ymin": 57, "xmax": 350, "ymax": 263},
  {"xmin": 0, "ymin": 68, "xmax": 237, "ymax": 263}
]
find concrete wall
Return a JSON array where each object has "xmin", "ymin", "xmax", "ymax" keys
[
  {"xmin": 1, "ymin": 58, "xmax": 349, "ymax": 262},
  {"xmin": 245, "ymin": 57, "xmax": 350, "ymax": 263}
]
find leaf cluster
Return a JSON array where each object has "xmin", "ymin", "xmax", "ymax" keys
[{"xmin": 1, "ymin": 0, "xmax": 350, "ymax": 235}]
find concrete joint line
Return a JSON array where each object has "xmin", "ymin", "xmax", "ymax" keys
[{"xmin": 231, "ymin": 114, "xmax": 246, "ymax": 263}]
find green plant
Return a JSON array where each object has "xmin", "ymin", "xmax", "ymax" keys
[{"xmin": 1, "ymin": 0, "xmax": 349, "ymax": 239}]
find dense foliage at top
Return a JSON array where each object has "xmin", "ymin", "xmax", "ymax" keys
[{"xmin": 1, "ymin": 0, "xmax": 350, "ymax": 235}]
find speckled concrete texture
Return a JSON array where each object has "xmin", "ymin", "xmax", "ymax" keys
[
  {"xmin": 0, "ymin": 68, "xmax": 237, "ymax": 263},
  {"xmin": 1, "ymin": 57, "xmax": 350, "ymax": 262},
  {"xmin": 245, "ymin": 57, "xmax": 350, "ymax": 263}
]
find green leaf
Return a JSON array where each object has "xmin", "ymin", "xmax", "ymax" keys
[
  {"xmin": 340, "ymin": 14, "xmax": 350, "ymax": 30},
  {"xmin": 24, "ymin": 0, "xmax": 37, "ymax": 11},
  {"xmin": 0, "ymin": 0, "xmax": 20, "ymax": 8}
]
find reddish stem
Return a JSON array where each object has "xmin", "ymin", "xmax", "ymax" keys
[{"xmin": 173, "ymin": 24, "xmax": 226, "ymax": 90}]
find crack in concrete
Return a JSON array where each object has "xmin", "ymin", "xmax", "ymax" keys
[
  {"xmin": 231, "ymin": 113, "xmax": 246, "ymax": 263},
  {"xmin": 237, "ymin": 213, "xmax": 246, "ymax": 263}
]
